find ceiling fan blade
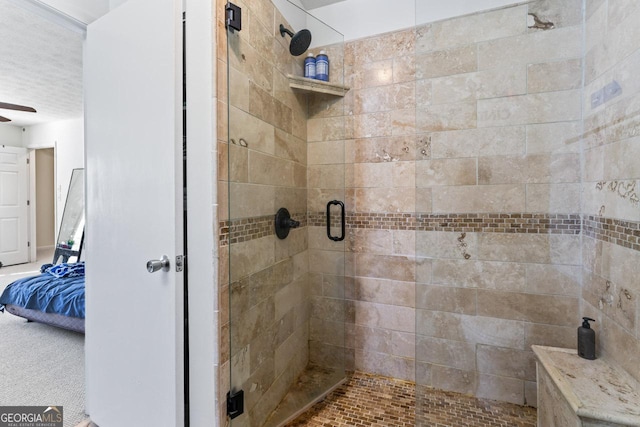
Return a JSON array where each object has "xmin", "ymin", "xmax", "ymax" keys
[
  {"xmin": 0, "ymin": 102, "xmax": 36, "ymax": 113},
  {"xmin": 0, "ymin": 116, "xmax": 11, "ymax": 122}
]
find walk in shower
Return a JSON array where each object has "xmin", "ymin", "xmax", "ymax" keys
[
  {"xmin": 221, "ymin": 0, "xmax": 640, "ymax": 425},
  {"xmin": 224, "ymin": 1, "xmax": 346, "ymax": 425}
]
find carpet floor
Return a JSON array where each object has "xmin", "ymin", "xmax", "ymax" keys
[{"xmin": 0, "ymin": 250, "xmax": 86, "ymax": 427}]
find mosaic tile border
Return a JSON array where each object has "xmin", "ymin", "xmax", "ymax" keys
[
  {"xmin": 583, "ymin": 215, "xmax": 640, "ymax": 251},
  {"xmin": 219, "ymin": 213, "xmax": 640, "ymax": 253},
  {"xmin": 309, "ymin": 212, "xmax": 582, "ymax": 234},
  {"xmin": 219, "ymin": 213, "xmax": 308, "ymax": 246},
  {"xmin": 417, "ymin": 213, "xmax": 582, "ymax": 234}
]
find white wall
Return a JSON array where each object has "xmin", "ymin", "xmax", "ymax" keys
[
  {"xmin": 109, "ymin": 0, "xmax": 127, "ymax": 10},
  {"xmin": 23, "ymin": 117, "xmax": 84, "ymax": 234},
  {"xmin": 274, "ymin": 0, "xmax": 344, "ymax": 51},
  {"xmin": 308, "ymin": 0, "xmax": 524, "ymax": 41},
  {"xmin": 273, "ymin": 0, "xmax": 307, "ymax": 34},
  {"xmin": 39, "ymin": 0, "xmax": 110, "ymax": 24},
  {"xmin": 0, "ymin": 125, "xmax": 24, "ymax": 147},
  {"xmin": 414, "ymin": 0, "xmax": 527, "ymax": 24},
  {"xmin": 185, "ymin": 0, "xmax": 218, "ymax": 423}
]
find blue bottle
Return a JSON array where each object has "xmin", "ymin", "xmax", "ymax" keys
[
  {"xmin": 315, "ymin": 50, "xmax": 329, "ymax": 81},
  {"xmin": 304, "ymin": 53, "xmax": 316, "ymax": 79}
]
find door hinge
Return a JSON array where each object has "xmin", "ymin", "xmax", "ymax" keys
[
  {"xmin": 26, "ymin": 158, "xmax": 30, "ymax": 164},
  {"xmin": 227, "ymin": 390, "xmax": 244, "ymax": 419},
  {"xmin": 176, "ymin": 255, "xmax": 185, "ymax": 272},
  {"xmin": 27, "ymin": 241, "xmax": 30, "ymax": 247},
  {"xmin": 27, "ymin": 200, "xmax": 30, "ymax": 206},
  {"xmin": 225, "ymin": 2, "xmax": 241, "ymax": 32}
]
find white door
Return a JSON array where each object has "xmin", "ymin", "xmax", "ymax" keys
[
  {"xmin": 0, "ymin": 146, "xmax": 29, "ymax": 267},
  {"xmin": 84, "ymin": 0, "xmax": 184, "ymax": 425}
]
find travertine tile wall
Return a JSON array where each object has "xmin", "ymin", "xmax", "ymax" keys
[
  {"xmin": 306, "ymin": 0, "xmax": 585, "ymax": 407},
  {"xmin": 304, "ymin": 41, "xmax": 347, "ymax": 370},
  {"xmin": 216, "ymin": 0, "xmax": 317, "ymax": 425},
  {"xmin": 215, "ymin": 0, "xmax": 640, "ymax": 423},
  {"xmin": 581, "ymin": 0, "xmax": 640, "ymax": 384}
]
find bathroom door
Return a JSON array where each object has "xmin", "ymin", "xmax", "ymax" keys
[
  {"xmin": 84, "ymin": 0, "xmax": 185, "ymax": 425},
  {"xmin": 225, "ymin": 3, "xmax": 347, "ymax": 426}
]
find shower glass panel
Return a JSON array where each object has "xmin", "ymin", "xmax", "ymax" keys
[{"xmin": 226, "ymin": 1, "xmax": 346, "ymax": 425}]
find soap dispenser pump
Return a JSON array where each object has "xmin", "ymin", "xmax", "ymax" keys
[{"xmin": 577, "ymin": 317, "xmax": 596, "ymax": 360}]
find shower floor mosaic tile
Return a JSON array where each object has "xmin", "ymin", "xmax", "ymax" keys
[{"xmin": 285, "ymin": 372, "xmax": 537, "ymax": 427}]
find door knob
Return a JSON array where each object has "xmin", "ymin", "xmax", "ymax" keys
[{"xmin": 147, "ymin": 255, "xmax": 170, "ymax": 273}]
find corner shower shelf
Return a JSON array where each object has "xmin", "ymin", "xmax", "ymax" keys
[{"xmin": 287, "ymin": 74, "xmax": 349, "ymax": 97}]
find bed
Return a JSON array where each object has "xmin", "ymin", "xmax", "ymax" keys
[{"xmin": 0, "ymin": 262, "xmax": 85, "ymax": 333}]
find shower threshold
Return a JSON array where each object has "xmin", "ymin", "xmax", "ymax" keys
[{"xmin": 262, "ymin": 364, "xmax": 347, "ymax": 427}]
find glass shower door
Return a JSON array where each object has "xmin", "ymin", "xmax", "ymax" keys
[{"xmin": 224, "ymin": 1, "xmax": 346, "ymax": 425}]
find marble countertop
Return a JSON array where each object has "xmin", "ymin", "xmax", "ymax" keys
[{"xmin": 533, "ymin": 345, "xmax": 640, "ymax": 425}]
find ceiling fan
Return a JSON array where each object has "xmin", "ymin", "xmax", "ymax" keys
[{"xmin": 0, "ymin": 102, "xmax": 37, "ymax": 123}]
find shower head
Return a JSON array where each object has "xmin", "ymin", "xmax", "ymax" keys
[{"xmin": 279, "ymin": 24, "xmax": 312, "ymax": 56}]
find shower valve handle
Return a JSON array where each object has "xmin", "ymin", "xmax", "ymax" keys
[
  {"xmin": 285, "ymin": 218, "xmax": 300, "ymax": 228},
  {"xmin": 275, "ymin": 208, "xmax": 299, "ymax": 239}
]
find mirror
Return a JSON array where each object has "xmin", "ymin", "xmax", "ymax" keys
[{"xmin": 53, "ymin": 168, "xmax": 84, "ymax": 264}]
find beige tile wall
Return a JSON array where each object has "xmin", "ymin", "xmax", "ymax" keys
[
  {"xmin": 321, "ymin": 0, "xmax": 585, "ymax": 406},
  {"xmin": 215, "ymin": 0, "xmax": 640, "ymax": 423},
  {"xmin": 582, "ymin": 0, "xmax": 640, "ymax": 384},
  {"xmin": 307, "ymin": 26, "xmax": 419, "ymax": 381},
  {"xmin": 216, "ymin": 0, "xmax": 325, "ymax": 425}
]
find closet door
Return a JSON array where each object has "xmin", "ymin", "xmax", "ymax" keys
[{"xmin": 84, "ymin": 0, "xmax": 184, "ymax": 425}]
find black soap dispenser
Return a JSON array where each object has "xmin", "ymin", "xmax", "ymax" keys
[{"xmin": 577, "ymin": 317, "xmax": 596, "ymax": 360}]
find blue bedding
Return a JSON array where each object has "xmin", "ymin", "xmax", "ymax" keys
[{"xmin": 0, "ymin": 268, "xmax": 85, "ymax": 319}]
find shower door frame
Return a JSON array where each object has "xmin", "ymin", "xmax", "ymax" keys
[{"xmin": 224, "ymin": 1, "xmax": 348, "ymax": 426}]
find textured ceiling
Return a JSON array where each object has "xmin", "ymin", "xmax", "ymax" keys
[{"xmin": 0, "ymin": 0, "xmax": 84, "ymax": 127}]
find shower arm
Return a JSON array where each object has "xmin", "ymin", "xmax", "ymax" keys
[{"xmin": 279, "ymin": 24, "xmax": 295, "ymax": 38}]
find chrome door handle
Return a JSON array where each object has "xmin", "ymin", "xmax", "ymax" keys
[{"xmin": 147, "ymin": 255, "xmax": 170, "ymax": 273}]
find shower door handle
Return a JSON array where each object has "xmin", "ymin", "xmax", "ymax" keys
[{"xmin": 326, "ymin": 200, "xmax": 345, "ymax": 242}]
